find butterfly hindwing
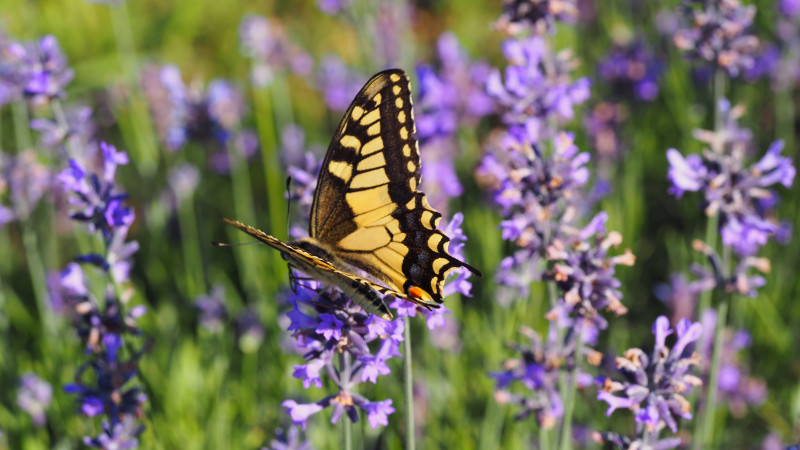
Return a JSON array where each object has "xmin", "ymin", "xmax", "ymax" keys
[{"xmin": 310, "ymin": 69, "xmax": 481, "ymax": 307}]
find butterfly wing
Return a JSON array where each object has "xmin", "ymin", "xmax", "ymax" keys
[{"xmin": 310, "ymin": 69, "xmax": 481, "ymax": 309}]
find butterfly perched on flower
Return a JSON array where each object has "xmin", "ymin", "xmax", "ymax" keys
[{"xmin": 223, "ymin": 69, "xmax": 481, "ymax": 320}]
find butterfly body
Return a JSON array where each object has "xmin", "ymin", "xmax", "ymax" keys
[{"xmin": 224, "ymin": 69, "xmax": 481, "ymax": 320}]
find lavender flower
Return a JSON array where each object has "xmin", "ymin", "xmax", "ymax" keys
[
  {"xmin": 495, "ymin": 0, "xmax": 579, "ymax": 36},
  {"xmin": 281, "ymin": 280, "xmax": 401, "ymax": 429},
  {"xmin": 667, "ymin": 100, "xmax": 796, "ymax": 255},
  {"xmin": 598, "ymin": 40, "xmax": 663, "ymax": 101},
  {"xmin": 235, "ymin": 306, "xmax": 265, "ymax": 353},
  {"xmin": 492, "ymin": 324, "xmax": 598, "ymax": 428},
  {"xmin": 542, "ymin": 212, "xmax": 635, "ymax": 328},
  {"xmin": 591, "ymin": 431, "xmax": 682, "ymax": 450},
  {"xmin": 167, "ymin": 163, "xmax": 200, "ymax": 209},
  {"xmin": 317, "ymin": 0, "xmax": 351, "ymax": 15},
  {"xmin": 195, "ymin": 284, "xmax": 228, "ymax": 333},
  {"xmin": 583, "ymin": 101, "xmax": 628, "ymax": 162},
  {"xmin": 58, "ymin": 142, "xmax": 134, "ymax": 242},
  {"xmin": 29, "ymin": 104, "xmax": 95, "ymax": 149},
  {"xmin": 415, "ymin": 32, "xmax": 494, "ymax": 143},
  {"xmin": 697, "ymin": 310, "xmax": 767, "ymax": 417},
  {"xmin": 673, "ymin": 0, "xmax": 759, "ymax": 77},
  {"xmin": 17, "ymin": 373, "xmax": 52, "ymax": 426},
  {"xmin": 315, "ymin": 56, "xmax": 365, "ymax": 113},
  {"xmin": 239, "ymin": 15, "xmax": 312, "ymax": 88},
  {"xmin": 141, "ymin": 64, "xmax": 188, "ymax": 151},
  {"xmin": 0, "ymin": 34, "xmax": 74, "ymax": 107},
  {"xmin": 0, "ymin": 149, "xmax": 52, "ymax": 222},
  {"xmin": 781, "ymin": 0, "xmax": 800, "ymax": 17},
  {"xmin": 596, "ymin": 316, "xmax": 703, "ymax": 441},
  {"xmin": 82, "ymin": 416, "xmax": 144, "ymax": 449},
  {"xmin": 487, "ymin": 36, "xmax": 590, "ymax": 141},
  {"xmin": 266, "ymin": 426, "xmax": 312, "ymax": 450}
]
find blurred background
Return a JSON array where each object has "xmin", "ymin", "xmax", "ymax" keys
[{"xmin": 0, "ymin": 0, "xmax": 799, "ymax": 448}]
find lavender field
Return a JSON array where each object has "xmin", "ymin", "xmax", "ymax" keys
[{"xmin": 1, "ymin": 0, "xmax": 799, "ymax": 448}]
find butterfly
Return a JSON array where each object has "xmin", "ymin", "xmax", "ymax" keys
[{"xmin": 223, "ymin": 69, "xmax": 481, "ymax": 320}]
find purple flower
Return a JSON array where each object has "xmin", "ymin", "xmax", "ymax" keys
[
  {"xmin": 492, "ymin": 324, "xmax": 599, "ymax": 428},
  {"xmin": 697, "ymin": 310, "xmax": 767, "ymax": 416},
  {"xmin": 591, "ymin": 431, "xmax": 682, "ymax": 449},
  {"xmin": 141, "ymin": 64, "xmax": 188, "ymax": 151},
  {"xmin": 267, "ymin": 426, "xmax": 312, "ymax": 450},
  {"xmin": 0, "ymin": 34, "xmax": 74, "ymax": 107},
  {"xmin": 282, "ymin": 400, "xmax": 324, "ymax": 430},
  {"xmin": 83, "ymin": 417, "xmax": 144, "ymax": 449},
  {"xmin": 583, "ymin": 101, "xmax": 628, "ymax": 162},
  {"xmin": 415, "ymin": 32, "xmax": 494, "ymax": 143},
  {"xmin": 596, "ymin": 316, "xmax": 703, "ymax": 435},
  {"xmin": 17, "ymin": 373, "xmax": 52, "ymax": 426},
  {"xmin": 194, "ymin": 285, "xmax": 228, "ymax": 332},
  {"xmin": 239, "ymin": 15, "xmax": 312, "ymax": 88},
  {"xmin": 317, "ymin": 0, "xmax": 351, "ymax": 15},
  {"xmin": 0, "ymin": 149, "xmax": 52, "ymax": 221},
  {"xmin": 29, "ymin": 104, "xmax": 95, "ymax": 149},
  {"xmin": 315, "ymin": 56, "xmax": 365, "ymax": 113},
  {"xmin": 598, "ymin": 39, "xmax": 662, "ymax": 101},
  {"xmin": 487, "ymin": 36, "xmax": 591, "ymax": 139},
  {"xmin": 666, "ymin": 101, "xmax": 796, "ymax": 255},
  {"xmin": 673, "ymin": 0, "xmax": 759, "ymax": 77},
  {"xmin": 363, "ymin": 399, "xmax": 394, "ymax": 428},
  {"xmin": 781, "ymin": 0, "xmax": 800, "ymax": 16},
  {"xmin": 495, "ymin": 0, "xmax": 579, "ymax": 35},
  {"xmin": 235, "ymin": 307, "xmax": 265, "ymax": 353},
  {"xmin": 58, "ymin": 142, "xmax": 134, "ymax": 243}
]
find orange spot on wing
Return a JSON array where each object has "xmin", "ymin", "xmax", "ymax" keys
[{"xmin": 408, "ymin": 286, "xmax": 426, "ymax": 299}]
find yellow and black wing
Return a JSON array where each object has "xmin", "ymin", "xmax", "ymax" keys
[{"xmin": 310, "ymin": 69, "xmax": 481, "ymax": 309}]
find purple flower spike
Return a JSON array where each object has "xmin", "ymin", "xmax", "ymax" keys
[
  {"xmin": 495, "ymin": 0, "xmax": 578, "ymax": 36},
  {"xmin": 17, "ymin": 373, "xmax": 52, "ymax": 426},
  {"xmin": 673, "ymin": 0, "xmax": 759, "ymax": 77},
  {"xmin": 363, "ymin": 399, "xmax": 394, "ymax": 429},
  {"xmin": 0, "ymin": 34, "xmax": 74, "ymax": 107},
  {"xmin": 667, "ymin": 101, "xmax": 795, "ymax": 256},
  {"xmin": 596, "ymin": 315, "xmax": 703, "ymax": 438},
  {"xmin": 239, "ymin": 15, "xmax": 312, "ymax": 88}
]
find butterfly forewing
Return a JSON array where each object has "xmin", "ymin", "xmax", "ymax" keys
[{"xmin": 310, "ymin": 69, "xmax": 481, "ymax": 306}]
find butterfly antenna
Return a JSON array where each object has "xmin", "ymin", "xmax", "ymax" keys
[{"xmin": 212, "ymin": 241, "xmax": 259, "ymax": 247}]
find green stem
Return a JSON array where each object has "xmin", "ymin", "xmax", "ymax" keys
[
  {"xmin": 110, "ymin": 1, "xmax": 159, "ymax": 175},
  {"xmin": 559, "ymin": 325, "xmax": 583, "ymax": 450},
  {"xmin": 12, "ymin": 101, "xmax": 31, "ymax": 150},
  {"xmin": 178, "ymin": 195, "xmax": 204, "ymax": 297},
  {"xmin": 700, "ymin": 300, "xmax": 728, "ymax": 448},
  {"xmin": 226, "ymin": 138, "xmax": 261, "ymax": 299},
  {"xmin": 696, "ymin": 215, "xmax": 718, "ymax": 316},
  {"xmin": 340, "ymin": 352, "xmax": 353, "ymax": 450},
  {"xmin": 22, "ymin": 224, "xmax": 52, "ymax": 334},
  {"xmin": 403, "ymin": 315, "xmax": 416, "ymax": 450},
  {"xmin": 252, "ymin": 85, "xmax": 287, "ymax": 295}
]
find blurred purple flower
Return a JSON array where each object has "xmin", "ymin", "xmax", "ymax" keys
[
  {"xmin": 30, "ymin": 104, "xmax": 95, "ymax": 150},
  {"xmin": 82, "ymin": 416, "xmax": 144, "ymax": 449},
  {"xmin": 495, "ymin": 0, "xmax": 579, "ymax": 36},
  {"xmin": 697, "ymin": 309, "xmax": 767, "ymax": 417},
  {"xmin": 598, "ymin": 39, "xmax": 662, "ymax": 101},
  {"xmin": 195, "ymin": 284, "xmax": 228, "ymax": 332},
  {"xmin": 0, "ymin": 34, "xmax": 74, "ymax": 107},
  {"xmin": 673, "ymin": 0, "xmax": 759, "ymax": 77},
  {"xmin": 239, "ymin": 15, "xmax": 312, "ymax": 88},
  {"xmin": 583, "ymin": 101, "xmax": 628, "ymax": 162},
  {"xmin": 0, "ymin": 149, "xmax": 52, "ymax": 222},
  {"xmin": 596, "ymin": 316, "xmax": 703, "ymax": 438},
  {"xmin": 235, "ymin": 306, "xmax": 265, "ymax": 353},
  {"xmin": 266, "ymin": 425, "xmax": 312, "ymax": 450},
  {"xmin": 141, "ymin": 64, "xmax": 188, "ymax": 151},
  {"xmin": 317, "ymin": 0, "xmax": 351, "ymax": 15},
  {"xmin": 591, "ymin": 431, "xmax": 682, "ymax": 449},
  {"xmin": 487, "ymin": 36, "xmax": 590, "ymax": 141},
  {"xmin": 415, "ymin": 32, "xmax": 494, "ymax": 143},
  {"xmin": 492, "ymin": 324, "xmax": 598, "ymax": 428},
  {"xmin": 17, "ymin": 373, "xmax": 52, "ymax": 426},
  {"xmin": 315, "ymin": 56, "xmax": 366, "ymax": 113},
  {"xmin": 780, "ymin": 0, "xmax": 800, "ymax": 17},
  {"xmin": 167, "ymin": 163, "xmax": 200, "ymax": 209},
  {"xmin": 667, "ymin": 100, "xmax": 795, "ymax": 256}
]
